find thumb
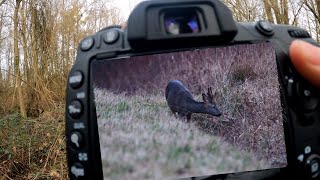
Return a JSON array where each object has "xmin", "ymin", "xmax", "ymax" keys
[{"xmin": 289, "ymin": 40, "xmax": 320, "ymax": 89}]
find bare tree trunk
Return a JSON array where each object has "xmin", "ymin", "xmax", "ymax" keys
[
  {"xmin": 263, "ymin": 0, "xmax": 274, "ymax": 23},
  {"xmin": 316, "ymin": 16, "xmax": 319, "ymax": 42},
  {"xmin": 271, "ymin": 1, "xmax": 282, "ymax": 23},
  {"xmin": 0, "ymin": 10, "xmax": 3, "ymax": 84},
  {"xmin": 282, "ymin": 0, "xmax": 289, "ymax": 24},
  {"xmin": 66, "ymin": 31, "xmax": 70, "ymax": 74},
  {"xmin": 20, "ymin": 0, "xmax": 29, "ymax": 82},
  {"xmin": 5, "ymin": 42, "xmax": 11, "ymax": 84},
  {"xmin": 31, "ymin": 1, "xmax": 39, "ymax": 88},
  {"xmin": 316, "ymin": 0, "xmax": 320, "ymax": 20},
  {"xmin": 14, "ymin": 0, "xmax": 26, "ymax": 117}
]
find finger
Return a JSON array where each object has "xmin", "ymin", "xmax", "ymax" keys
[{"xmin": 289, "ymin": 40, "xmax": 320, "ymax": 89}]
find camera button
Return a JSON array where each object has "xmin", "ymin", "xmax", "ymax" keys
[
  {"xmin": 81, "ymin": 37, "xmax": 94, "ymax": 51},
  {"xmin": 305, "ymin": 154, "xmax": 320, "ymax": 178},
  {"xmin": 70, "ymin": 131, "xmax": 83, "ymax": 149},
  {"xmin": 69, "ymin": 71, "xmax": 83, "ymax": 89},
  {"xmin": 70, "ymin": 162, "xmax": 85, "ymax": 178},
  {"xmin": 287, "ymin": 77, "xmax": 295, "ymax": 97},
  {"xmin": 256, "ymin": 20, "xmax": 274, "ymax": 36},
  {"xmin": 301, "ymin": 112, "xmax": 316, "ymax": 126},
  {"xmin": 310, "ymin": 159, "xmax": 320, "ymax": 178},
  {"xmin": 303, "ymin": 97, "xmax": 319, "ymax": 112},
  {"xmin": 296, "ymin": 82, "xmax": 319, "ymax": 112},
  {"xmin": 68, "ymin": 100, "xmax": 83, "ymax": 119},
  {"xmin": 103, "ymin": 29, "xmax": 119, "ymax": 44}
]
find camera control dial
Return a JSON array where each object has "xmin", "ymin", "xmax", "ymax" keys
[{"xmin": 305, "ymin": 154, "xmax": 320, "ymax": 178}]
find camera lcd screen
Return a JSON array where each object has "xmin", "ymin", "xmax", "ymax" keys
[{"xmin": 91, "ymin": 43, "xmax": 287, "ymax": 179}]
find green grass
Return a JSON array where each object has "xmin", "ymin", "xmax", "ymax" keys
[
  {"xmin": 0, "ymin": 108, "xmax": 68, "ymax": 179},
  {"xmin": 116, "ymin": 102, "xmax": 130, "ymax": 113},
  {"xmin": 94, "ymin": 89, "xmax": 270, "ymax": 180}
]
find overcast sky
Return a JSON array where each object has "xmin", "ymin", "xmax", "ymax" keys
[{"xmin": 113, "ymin": 0, "xmax": 145, "ymax": 20}]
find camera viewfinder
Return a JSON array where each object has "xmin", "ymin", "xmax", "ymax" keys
[{"xmin": 163, "ymin": 8, "xmax": 201, "ymax": 35}]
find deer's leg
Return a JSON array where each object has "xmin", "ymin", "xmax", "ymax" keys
[
  {"xmin": 186, "ymin": 113, "xmax": 191, "ymax": 122},
  {"xmin": 178, "ymin": 113, "xmax": 185, "ymax": 121},
  {"xmin": 173, "ymin": 111, "xmax": 178, "ymax": 118},
  {"xmin": 169, "ymin": 107, "xmax": 178, "ymax": 118}
]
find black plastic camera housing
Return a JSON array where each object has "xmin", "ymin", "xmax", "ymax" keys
[{"xmin": 65, "ymin": 0, "xmax": 320, "ymax": 179}]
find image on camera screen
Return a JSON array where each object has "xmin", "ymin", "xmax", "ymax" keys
[{"xmin": 91, "ymin": 43, "xmax": 287, "ymax": 179}]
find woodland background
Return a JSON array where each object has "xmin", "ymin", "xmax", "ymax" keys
[{"xmin": 0, "ymin": 0, "xmax": 320, "ymax": 179}]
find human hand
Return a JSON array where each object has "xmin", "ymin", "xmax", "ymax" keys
[{"xmin": 289, "ymin": 40, "xmax": 320, "ymax": 89}]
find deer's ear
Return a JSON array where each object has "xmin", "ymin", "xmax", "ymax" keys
[
  {"xmin": 202, "ymin": 93, "xmax": 208, "ymax": 105},
  {"xmin": 207, "ymin": 87, "xmax": 214, "ymax": 100}
]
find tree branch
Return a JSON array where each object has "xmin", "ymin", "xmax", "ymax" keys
[
  {"xmin": 0, "ymin": 68, "xmax": 42, "ymax": 94},
  {"xmin": 304, "ymin": 1, "xmax": 320, "ymax": 24},
  {"xmin": 291, "ymin": 2, "xmax": 304, "ymax": 26},
  {"xmin": 0, "ymin": 0, "xmax": 6, "ymax": 7}
]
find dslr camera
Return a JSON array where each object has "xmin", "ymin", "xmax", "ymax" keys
[{"xmin": 65, "ymin": 0, "xmax": 320, "ymax": 179}]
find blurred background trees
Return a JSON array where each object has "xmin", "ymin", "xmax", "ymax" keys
[
  {"xmin": 0, "ymin": 0, "xmax": 319, "ymax": 117},
  {"xmin": 0, "ymin": 0, "xmax": 123, "ymax": 117}
]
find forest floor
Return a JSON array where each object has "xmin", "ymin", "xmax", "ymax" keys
[{"xmin": 0, "ymin": 105, "xmax": 68, "ymax": 179}]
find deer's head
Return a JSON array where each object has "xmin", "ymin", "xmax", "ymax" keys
[{"xmin": 202, "ymin": 87, "xmax": 222, "ymax": 117}]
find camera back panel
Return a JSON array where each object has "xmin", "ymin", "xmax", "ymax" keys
[{"xmin": 65, "ymin": 0, "xmax": 320, "ymax": 179}]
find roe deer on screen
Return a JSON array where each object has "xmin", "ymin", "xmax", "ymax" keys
[{"xmin": 165, "ymin": 80, "xmax": 221, "ymax": 122}]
